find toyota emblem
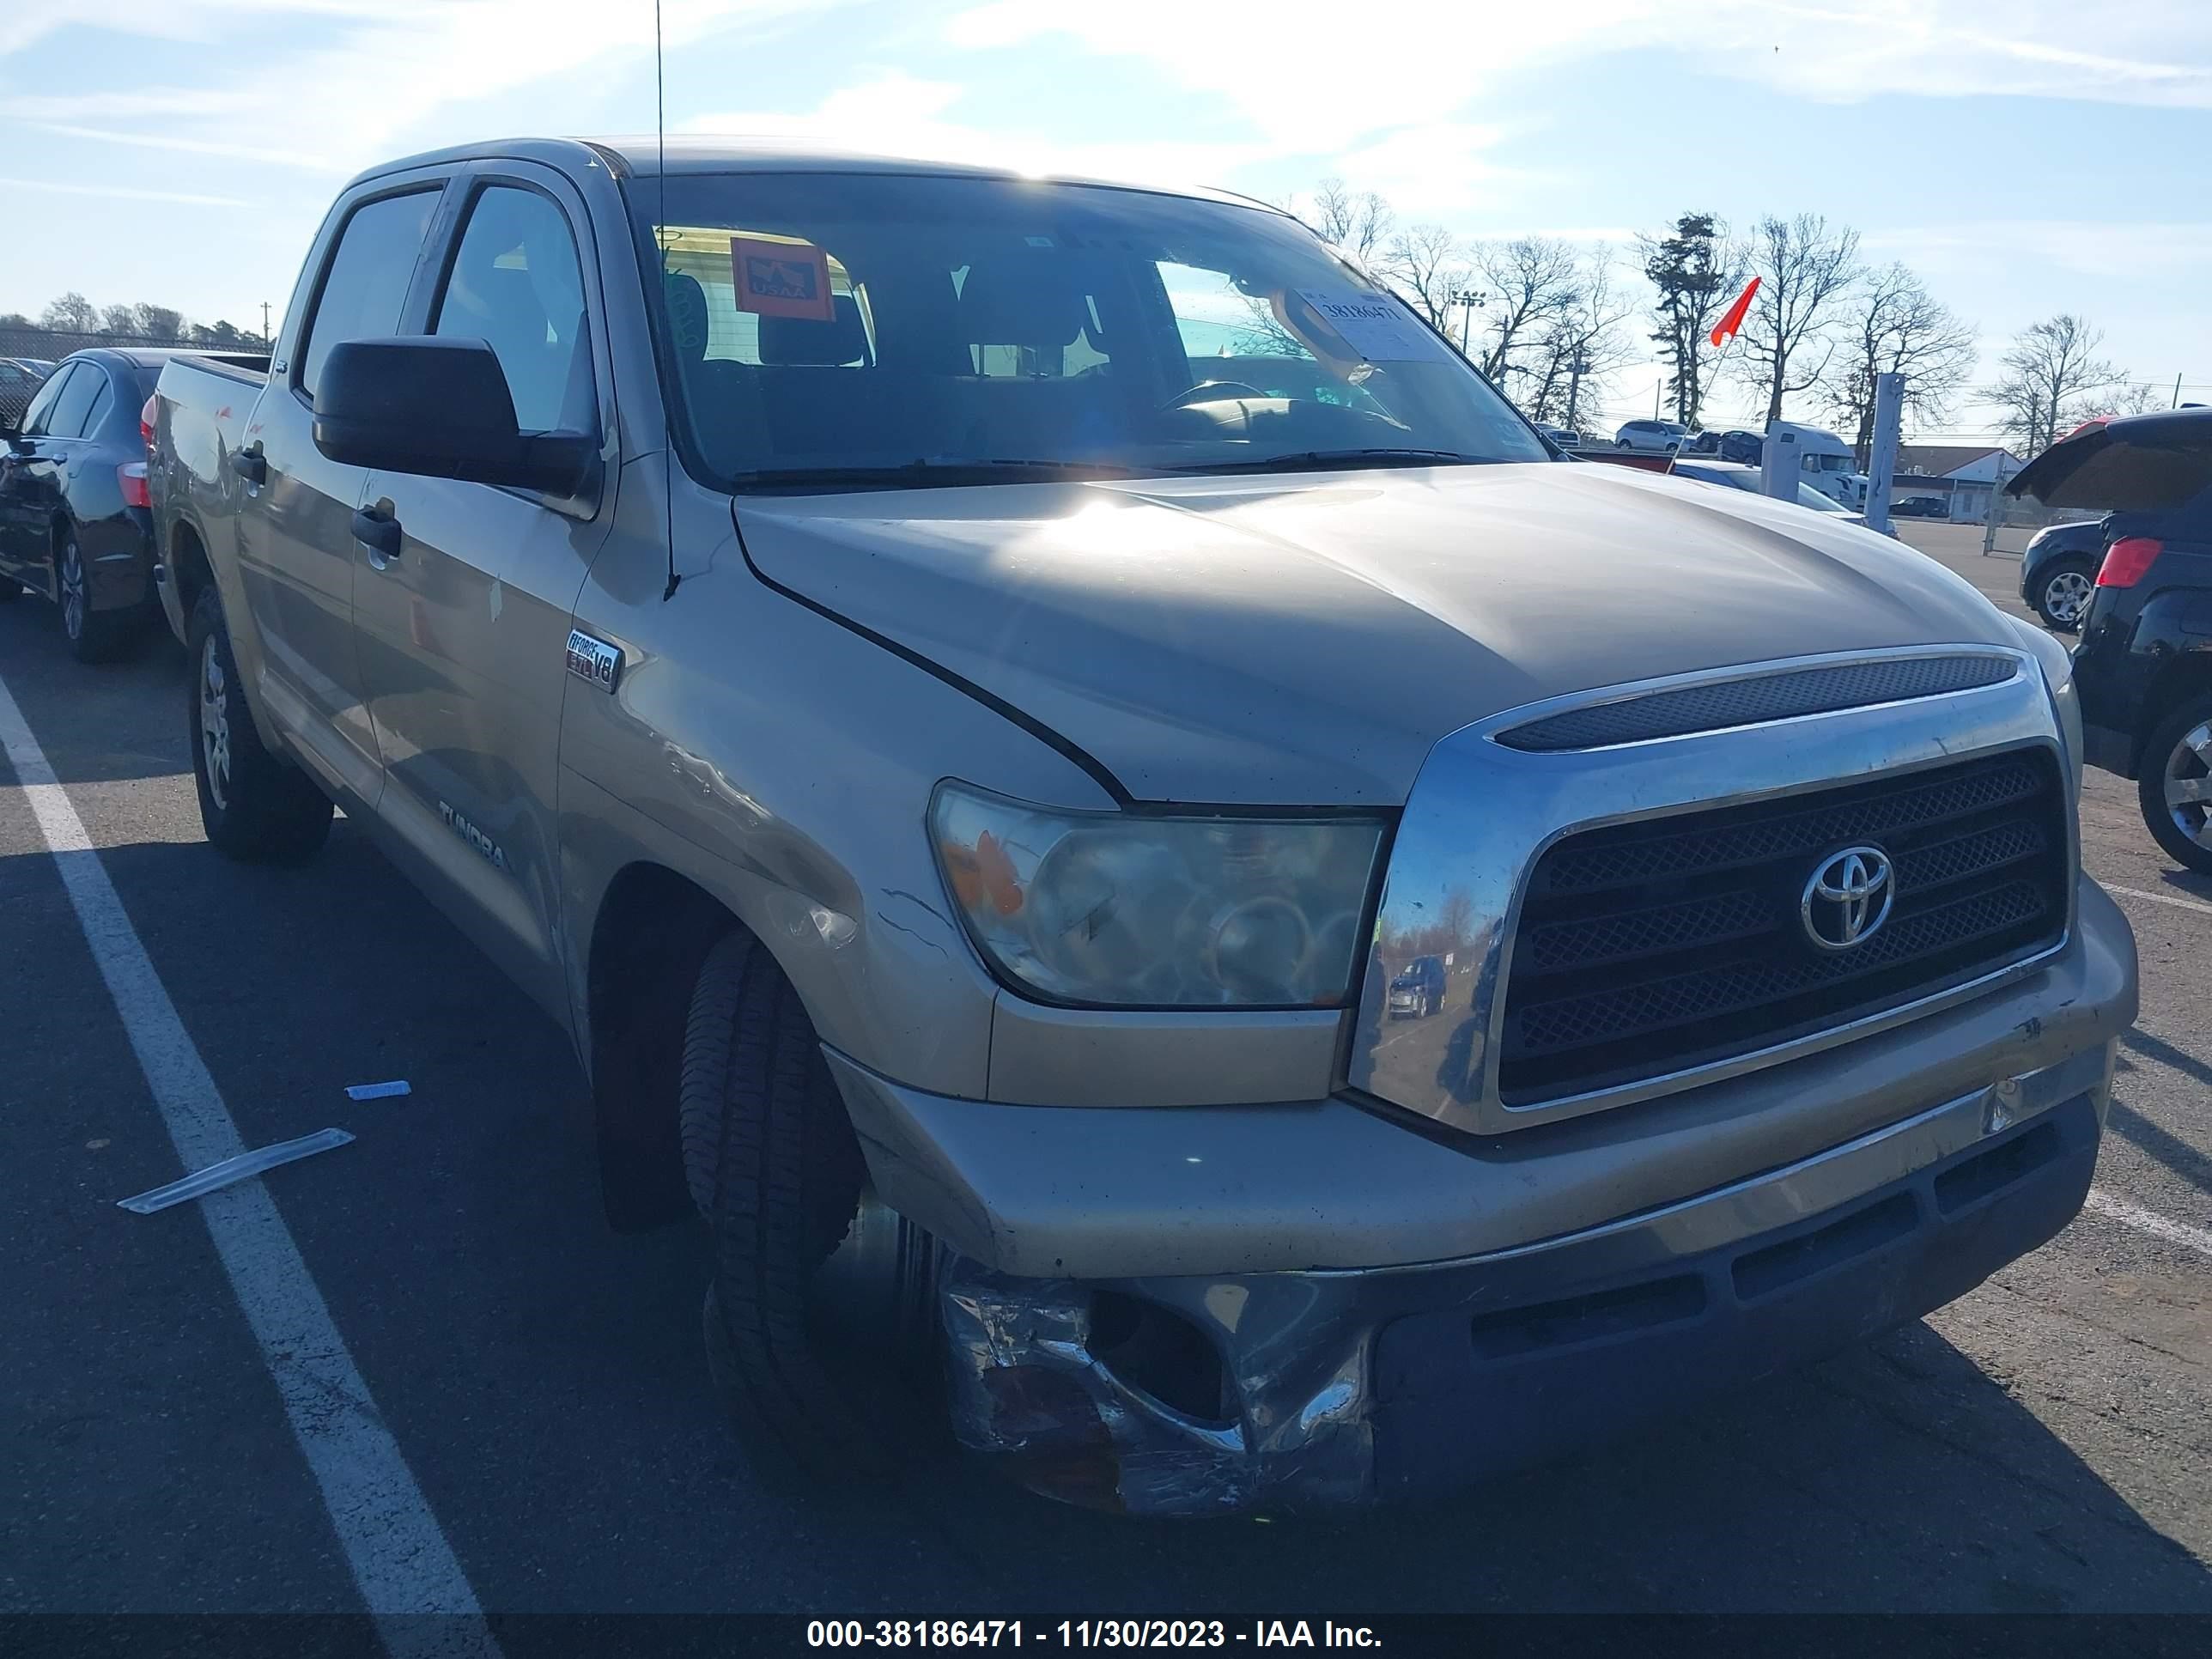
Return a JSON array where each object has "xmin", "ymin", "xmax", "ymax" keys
[{"xmin": 1802, "ymin": 845, "xmax": 1895, "ymax": 951}]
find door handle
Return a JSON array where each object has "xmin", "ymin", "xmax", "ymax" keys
[
  {"xmin": 229, "ymin": 448, "xmax": 267, "ymax": 485},
  {"xmin": 352, "ymin": 506, "xmax": 403, "ymax": 561}
]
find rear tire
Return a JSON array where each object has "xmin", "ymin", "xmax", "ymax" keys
[
  {"xmin": 187, "ymin": 585, "xmax": 332, "ymax": 864},
  {"xmin": 2138, "ymin": 695, "xmax": 2212, "ymax": 875},
  {"xmin": 2032, "ymin": 560, "xmax": 2097, "ymax": 633},
  {"xmin": 681, "ymin": 929, "xmax": 908, "ymax": 1480},
  {"xmin": 58, "ymin": 532, "xmax": 141, "ymax": 664}
]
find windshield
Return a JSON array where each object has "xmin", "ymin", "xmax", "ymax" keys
[{"xmin": 629, "ymin": 171, "xmax": 1548, "ymax": 489}]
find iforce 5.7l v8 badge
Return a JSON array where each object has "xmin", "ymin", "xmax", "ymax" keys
[{"xmin": 566, "ymin": 629, "xmax": 623, "ymax": 694}]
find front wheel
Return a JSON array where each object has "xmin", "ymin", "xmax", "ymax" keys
[
  {"xmin": 2033, "ymin": 560, "xmax": 2097, "ymax": 632},
  {"xmin": 2139, "ymin": 696, "xmax": 2212, "ymax": 875},
  {"xmin": 188, "ymin": 586, "xmax": 332, "ymax": 863},
  {"xmin": 682, "ymin": 930, "xmax": 933, "ymax": 1480}
]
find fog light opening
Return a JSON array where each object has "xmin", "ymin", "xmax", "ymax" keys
[{"xmin": 1085, "ymin": 1291, "xmax": 1235, "ymax": 1427}]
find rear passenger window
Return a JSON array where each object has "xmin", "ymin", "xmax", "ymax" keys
[
  {"xmin": 43, "ymin": 364, "xmax": 103, "ymax": 439},
  {"xmin": 431, "ymin": 185, "xmax": 594, "ymax": 434},
  {"xmin": 79, "ymin": 373, "xmax": 115, "ymax": 438},
  {"xmin": 19, "ymin": 364, "xmax": 78, "ymax": 435},
  {"xmin": 298, "ymin": 188, "xmax": 441, "ymax": 403}
]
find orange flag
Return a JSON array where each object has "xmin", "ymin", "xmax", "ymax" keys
[{"xmin": 1709, "ymin": 276, "xmax": 1760, "ymax": 348}]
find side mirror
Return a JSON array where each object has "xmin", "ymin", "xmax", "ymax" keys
[{"xmin": 312, "ymin": 336, "xmax": 595, "ymax": 496}]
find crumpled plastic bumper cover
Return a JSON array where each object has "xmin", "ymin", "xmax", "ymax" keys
[{"xmin": 936, "ymin": 1054, "xmax": 2110, "ymax": 1516}]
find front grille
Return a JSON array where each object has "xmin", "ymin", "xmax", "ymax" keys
[{"xmin": 1498, "ymin": 749, "xmax": 2069, "ymax": 1105}]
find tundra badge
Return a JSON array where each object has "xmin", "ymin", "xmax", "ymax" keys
[{"xmin": 566, "ymin": 629, "xmax": 623, "ymax": 693}]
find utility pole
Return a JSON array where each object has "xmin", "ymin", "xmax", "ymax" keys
[
  {"xmin": 260, "ymin": 301, "xmax": 272, "ymax": 346},
  {"xmin": 1653, "ymin": 377, "xmax": 1662, "ymax": 420},
  {"xmin": 1565, "ymin": 353, "xmax": 1589, "ymax": 432},
  {"xmin": 1982, "ymin": 452, "xmax": 2011, "ymax": 556},
  {"xmin": 2177, "ymin": 372, "xmax": 2186, "ymax": 410},
  {"xmin": 1864, "ymin": 372, "xmax": 1903, "ymax": 538}
]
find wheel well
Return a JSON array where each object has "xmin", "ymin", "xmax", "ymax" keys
[
  {"xmin": 585, "ymin": 862, "xmax": 743, "ymax": 1231},
  {"xmin": 2136, "ymin": 656, "xmax": 2212, "ymax": 766},
  {"xmin": 170, "ymin": 521, "xmax": 215, "ymax": 618}
]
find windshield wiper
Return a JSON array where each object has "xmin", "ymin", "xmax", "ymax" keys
[
  {"xmin": 1159, "ymin": 448, "xmax": 1492, "ymax": 476},
  {"xmin": 731, "ymin": 459, "xmax": 1159, "ymax": 490}
]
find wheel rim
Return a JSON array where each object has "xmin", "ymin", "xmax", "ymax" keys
[
  {"xmin": 2163, "ymin": 720, "xmax": 2212, "ymax": 849},
  {"xmin": 2044, "ymin": 569, "xmax": 2093, "ymax": 625},
  {"xmin": 199, "ymin": 635, "xmax": 232, "ymax": 812},
  {"xmin": 60, "ymin": 541, "xmax": 85, "ymax": 640}
]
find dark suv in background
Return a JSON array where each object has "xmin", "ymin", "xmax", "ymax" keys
[{"xmin": 2009, "ymin": 408, "xmax": 2212, "ymax": 872}]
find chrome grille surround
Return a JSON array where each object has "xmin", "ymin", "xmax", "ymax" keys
[{"xmin": 1346, "ymin": 645, "xmax": 2075, "ymax": 1136}]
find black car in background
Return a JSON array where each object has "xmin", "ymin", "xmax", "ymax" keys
[
  {"xmin": 2008, "ymin": 407, "xmax": 2212, "ymax": 872},
  {"xmin": 2020, "ymin": 516, "xmax": 2110, "ymax": 631},
  {"xmin": 0, "ymin": 348, "xmax": 227, "ymax": 661},
  {"xmin": 0, "ymin": 356, "xmax": 52, "ymax": 433}
]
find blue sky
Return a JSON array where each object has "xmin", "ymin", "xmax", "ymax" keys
[{"xmin": 3, "ymin": 0, "xmax": 2208, "ymax": 440}]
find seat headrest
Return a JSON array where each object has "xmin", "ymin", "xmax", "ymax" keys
[
  {"xmin": 665, "ymin": 273, "xmax": 711, "ymax": 362},
  {"xmin": 957, "ymin": 253, "xmax": 1091, "ymax": 350},
  {"xmin": 757, "ymin": 293, "xmax": 870, "ymax": 367}
]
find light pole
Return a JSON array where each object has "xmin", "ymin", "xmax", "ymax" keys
[
  {"xmin": 1453, "ymin": 289, "xmax": 1485, "ymax": 361},
  {"xmin": 1565, "ymin": 352, "xmax": 1591, "ymax": 433}
]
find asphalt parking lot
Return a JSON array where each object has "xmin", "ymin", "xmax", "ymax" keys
[{"xmin": 2, "ymin": 526, "xmax": 2208, "ymax": 1620}]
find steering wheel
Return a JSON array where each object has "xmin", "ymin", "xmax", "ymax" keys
[{"xmin": 1160, "ymin": 380, "xmax": 1268, "ymax": 411}]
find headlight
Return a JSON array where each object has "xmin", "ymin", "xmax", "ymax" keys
[
  {"xmin": 930, "ymin": 783, "xmax": 1386, "ymax": 1007},
  {"xmin": 2006, "ymin": 619, "xmax": 2082, "ymax": 803}
]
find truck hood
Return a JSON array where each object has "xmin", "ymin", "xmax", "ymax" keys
[{"xmin": 732, "ymin": 462, "xmax": 2016, "ymax": 805}]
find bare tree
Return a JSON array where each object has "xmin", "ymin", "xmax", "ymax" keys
[
  {"xmin": 1304, "ymin": 177, "xmax": 1395, "ymax": 265},
  {"xmin": 1468, "ymin": 237, "xmax": 1581, "ymax": 384},
  {"xmin": 1991, "ymin": 314, "xmax": 2122, "ymax": 456},
  {"xmin": 99, "ymin": 303, "xmax": 138, "ymax": 337},
  {"xmin": 1735, "ymin": 213, "xmax": 1862, "ymax": 424},
  {"xmin": 40, "ymin": 293, "xmax": 98, "ymax": 332},
  {"xmin": 1638, "ymin": 213, "xmax": 1740, "ymax": 427},
  {"xmin": 1824, "ymin": 262, "xmax": 1978, "ymax": 462},
  {"xmin": 1535, "ymin": 252, "xmax": 1639, "ymax": 432},
  {"xmin": 133, "ymin": 303, "xmax": 186, "ymax": 341},
  {"xmin": 2089, "ymin": 383, "xmax": 2169, "ymax": 418},
  {"xmin": 1382, "ymin": 222, "xmax": 1474, "ymax": 335}
]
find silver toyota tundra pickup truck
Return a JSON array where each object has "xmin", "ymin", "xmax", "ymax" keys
[{"xmin": 149, "ymin": 137, "xmax": 2137, "ymax": 1516}]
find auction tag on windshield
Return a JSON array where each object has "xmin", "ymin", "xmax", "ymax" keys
[
  {"xmin": 1296, "ymin": 289, "xmax": 1448, "ymax": 362},
  {"xmin": 730, "ymin": 236, "xmax": 835, "ymax": 321}
]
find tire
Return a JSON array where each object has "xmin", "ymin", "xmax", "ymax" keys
[
  {"xmin": 2032, "ymin": 559, "xmax": 2097, "ymax": 633},
  {"xmin": 187, "ymin": 585, "xmax": 332, "ymax": 863},
  {"xmin": 1616, "ymin": 437, "xmax": 1632, "ymax": 448},
  {"xmin": 681, "ymin": 929, "xmax": 904, "ymax": 1480},
  {"xmin": 57, "ymin": 531, "xmax": 142, "ymax": 664},
  {"xmin": 2137, "ymin": 695, "xmax": 2212, "ymax": 875}
]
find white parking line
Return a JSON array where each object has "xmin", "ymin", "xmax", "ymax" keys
[
  {"xmin": 2105, "ymin": 883, "xmax": 2212, "ymax": 920},
  {"xmin": 2085, "ymin": 1189, "xmax": 2212, "ymax": 1261},
  {"xmin": 0, "ymin": 671, "xmax": 496, "ymax": 1650}
]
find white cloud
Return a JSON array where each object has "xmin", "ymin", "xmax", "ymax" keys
[
  {"xmin": 0, "ymin": 176, "xmax": 252, "ymax": 208},
  {"xmin": 682, "ymin": 71, "xmax": 1275, "ymax": 191},
  {"xmin": 943, "ymin": 0, "xmax": 2212, "ymax": 152},
  {"xmin": 4, "ymin": 1, "xmax": 825, "ymax": 177},
  {"xmin": 1867, "ymin": 221, "xmax": 2212, "ymax": 284}
]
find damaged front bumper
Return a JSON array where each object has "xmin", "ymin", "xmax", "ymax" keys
[{"xmin": 828, "ymin": 882, "xmax": 2136, "ymax": 1516}]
